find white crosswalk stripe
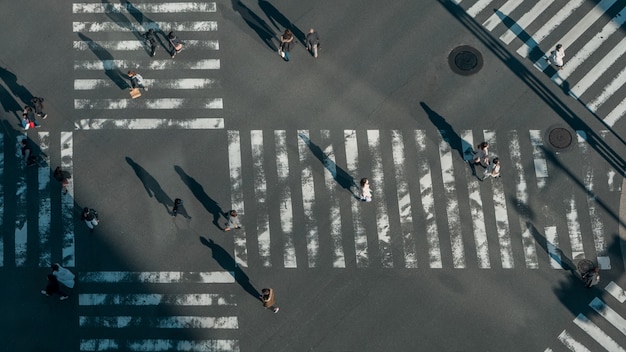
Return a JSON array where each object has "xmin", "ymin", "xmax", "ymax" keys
[
  {"xmin": 78, "ymin": 271, "xmax": 239, "ymax": 351},
  {"xmin": 457, "ymin": 0, "xmax": 626, "ymax": 128}
]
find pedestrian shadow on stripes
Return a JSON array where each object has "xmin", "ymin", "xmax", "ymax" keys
[
  {"xmin": 174, "ymin": 165, "xmax": 226, "ymax": 230},
  {"xmin": 527, "ymin": 221, "xmax": 577, "ymax": 276},
  {"xmin": 231, "ymin": 0, "xmax": 278, "ymax": 51},
  {"xmin": 126, "ymin": 157, "xmax": 174, "ymax": 215},
  {"xmin": 200, "ymin": 237, "xmax": 261, "ymax": 300},
  {"xmin": 78, "ymin": 33, "xmax": 129, "ymax": 90},
  {"xmin": 299, "ymin": 132, "xmax": 359, "ymax": 197},
  {"xmin": 258, "ymin": 0, "xmax": 305, "ymax": 46},
  {"xmin": 421, "ymin": 102, "xmax": 475, "ymax": 161},
  {"xmin": 0, "ymin": 66, "xmax": 34, "ymax": 108},
  {"xmin": 101, "ymin": 0, "xmax": 145, "ymax": 44},
  {"xmin": 123, "ymin": 0, "xmax": 168, "ymax": 56}
]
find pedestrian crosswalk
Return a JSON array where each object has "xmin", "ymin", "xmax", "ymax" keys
[
  {"xmin": 453, "ymin": 0, "xmax": 626, "ymax": 128},
  {"xmin": 78, "ymin": 271, "xmax": 240, "ymax": 351},
  {"xmin": 0, "ymin": 128, "xmax": 621, "ymax": 270},
  {"xmin": 544, "ymin": 281, "xmax": 626, "ymax": 352}
]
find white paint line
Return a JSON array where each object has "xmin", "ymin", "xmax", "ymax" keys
[
  {"xmin": 74, "ymin": 59, "xmax": 220, "ymax": 70},
  {"xmin": 79, "ymin": 271, "xmax": 235, "ymax": 283},
  {"xmin": 499, "ymin": 0, "xmax": 554, "ymax": 45},
  {"xmin": 566, "ymin": 196, "xmax": 585, "ymax": 259},
  {"xmin": 251, "ymin": 130, "xmax": 271, "ymax": 267},
  {"xmin": 589, "ymin": 297, "xmax": 626, "ymax": 336},
  {"xmin": 79, "ymin": 293, "xmax": 236, "ymax": 306},
  {"xmin": 228, "ymin": 131, "xmax": 247, "ymax": 267},
  {"xmin": 74, "ymin": 98, "xmax": 223, "ymax": 109},
  {"xmin": 275, "ymin": 131, "xmax": 296, "ymax": 268},
  {"xmin": 573, "ymin": 313, "xmax": 626, "ymax": 352},
  {"xmin": 297, "ymin": 130, "xmax": 320, "ymax": 268},
  {"xmin": 588, "ymin": 65, "xmax": 626, "ymax": 112},
  {"xmin": 15, "ymin": 135, "xmax": 27, "ymax": 267},
  {"xmin": 391, "ymin": 130, "xmax": 417, "ymax": 268},
  {"xmin": 79, "ymin": 316, "xmax": 238, "ymax": 329},
  {"xmin": 38, "ymin": 132, "xmax": 51, "ymax": 267},
  {"xmin": 545, "ymin": 226, "xmax": 562, "ymax": 269},
  {"xmin": 516, "ymin": 0, "xmax": 585, "ymax": 58},
  {"xmin": 368, "ymin": 130, "xmax": 393, "ymax": 268},
  {"xmin": 532, "ymin": 0, "xmax": 617, "ymax": 65},
  {"xmin": 0, "ymin": 132, "xmax": 3, "ymax": 266},
  {"xmin": 508, "ymin": 131, "xmax": 537, "ymax": 269},
  {"xmin": 73, "ymin": 2, "xmax": 217, "ymax": 14},
  {"xmin": 557, "ymin": 330, "xmax": 591, "ymax": 352},
  {"xmin": 80, "ymin": 339, "xmax": 239, "ymax": 352},
  {"xmin": 74, "ymin": 78, "xmax": 219, "ymax": 90},
  {"xmin": 414, "ymin": 130, "xmax": 442, "ymax": 268},
  {"xmin": 605, "ymin": 281, "xmax": 626, "ymax": 303},
  {"xmin": 482, "ymin": 0, "xmax": 524, "ymax": 32},
  {"xmin": 344, "ymin": 130, "xmax": 364, "ymax": 268},
  {"xmin": 74, "ymin": 40, "xmax": 219, "ymax": 51},
  {"xmin": 529, "ymin": 130, "xmax": 548, "ymax": 189},
  {"xmin": 484, "ymin": 130, "xmax": 513, "ymax": 268},
  {"xmin": 61, "ymin": 132, "xmax": 74, "ymax": 267},
  {"xmin": 603, "ymin": 96, "xmax": 626, "ymax": 127},
  {"xmin": 466, "ymin": 0, "xmax": 496, "ymax": 17},
  {"xmin": 438, "ymin": 130, "xmax": 465, "ymax": 268},
  {"xmin": 552, "ymin": 5, "xmax": 626, "ymax": 85},
  {"xmin": 576, "ymin": 131, "xmax": 609, "ymax": 268},
  {"xmin": 462, "ymin": 130, "xmax": 490, "ymax": 269},
  {"xmin": 569, "ymin": 36, "xmax": 626, "ymax": 99},
  {"xmin": 75, "ymin": 118, "xmax": 224, "ymax": 130},
  {"xmin": 73, "ymin": 21, "xmax": 218, "ymax": 32}
]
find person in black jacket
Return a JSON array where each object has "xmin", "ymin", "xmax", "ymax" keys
[
  {"xmin": 81, "ymin": 207, "xmax": 99, "ymax": 232},
  {"xmin": 144, "ymin": 29, "xmax": 157, "ymax": 57},
  {"xmin": 41, "ymin": 274, "xmax": 69, "ymax": 300}
]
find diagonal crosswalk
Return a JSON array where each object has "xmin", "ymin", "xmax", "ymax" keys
[{"xmin": 455, "ymin": 0, "xmax": 626, "ymax": 128}]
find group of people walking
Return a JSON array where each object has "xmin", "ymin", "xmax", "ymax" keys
[
  {"xmin": 21, "ymin": 97, "xmax": 47, "ymax": 130},
  {"xmin": 278, "ymin": 28, "xmax": 320, "ymax": 61},
  {"xmin": 471, "ymin": 142, "xmax": 501, "ymax": 181}
]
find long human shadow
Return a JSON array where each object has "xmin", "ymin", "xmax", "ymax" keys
[
  {"xmin": 174, "ymin": 165, "xmax": 225, "ymax": 230},
  {"xmin": 0, "ymin": 82, "xmax": 24, "ymax": 127},
  {"xmin": 0, "ymin": 66, "xmax": 34, "ymax": 105},
  {"xmin": 231, "ymin": 0, "xmax": 277, "ymax": 51},
  {"xmin": 199, "ymin": 237, "xmax": 260, "ymax": 299},
  {"xmin": 78, "ymin": 33, "xmax": 128, "ymax": 89},
  {"xmin": 527, "ymin": 221, "xmax": 577, "ymax": 276},
  {"xmin": 258, "ymin": 0, "xmax": 305, "ymax": 45},
  {"xmin": 126, "ymin": 157, "xmax": 173, "ymax": 214},
  {"xmin": 420, "ymin": 102, "xmax": 473, "ymax": 161},
  {"xmin": 123, "ymin": 0, "xmax": 164, "ymax": 54},
  {"xmin": 299, "ymin": 132, "xmax": 358, "ymax": 196}
]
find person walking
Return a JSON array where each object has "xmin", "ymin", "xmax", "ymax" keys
[
  {"xmin": 168, "ymin": 31, "xmax": 185, "ymax": 58},
  {"xmin": 481, "ymin": 158, "xmax": 501, "ymax": 181},
  {"xmin": 144, "ymin": 28, "xmax": 158, "ymax": 57},
  {"xmin": 128, "ymin": 70, "xmax": 148, "ymax": 91},
  {"xmin": 305, "ymin": 28, "xmax": 320, "ymax": 58},
  {"xmin": 224, "ymin": 210, "xmax": 241, "ymax": 231},
  {"xmin": 278, "ymin": 29, "xmax": 294, "ymax": 61},
  {"xmin": 359, "ymin": 178, "xmax": 372, "ymax": 202},
  {"xmin": 51, "ymin": 263, "xmax": 75, "ymax": 289},
  {"xmin": 22, "ymin": 106, "xmax": 40, "ymax": 129},
  {"xmin": 548, "ymin": 44, "xmax": 565, "ymax": 70},
  {"xmin": 472, "ymin": 142, "xmax": 489, "ymax": 168},
  {"xmin": 81, "ymin": 207, "xmax": 100, "ymax": 232},
  {"xmin": 54, "ymin": 166, "xmax": 70, "ymax": 195},
  {"xmin": 582, "ymin": 267, "xmax": 600, "ymax": 288},
  {"xmin": 261, "ymin": 288, "xmax": 279, "ymax": 313},
  {"xmin": 41, "ymin": 274, "xmax": 69, "ymax": 300},
  {"xmin": 21, "ymin": 139, "xmax": 38, "ymax": 167},
  {"xmin": 31, "ymin": 97, "xmax": 47, "ymax": 119}
]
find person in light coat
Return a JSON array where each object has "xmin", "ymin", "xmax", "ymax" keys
[
  {"xmin": 51, "ymin": 263, "xmax": 75, "ymax": 288},
  {"xmin": 549, "ymin": 44, "xmax": 565, "ymax": 70}
]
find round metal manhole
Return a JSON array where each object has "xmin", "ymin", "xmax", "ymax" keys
[
  {"xmin": 449, "ymin": 46, "xmax": 483, "ymax": 76},
  {"xmin": 577, "ymin": 259, "xmax": 595, "ymax": 274},
  {"xmin": 548, "ymin": 127, "xmax": 573, "ymax": 150}
]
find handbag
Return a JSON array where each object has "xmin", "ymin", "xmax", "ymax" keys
[{"xmin": 129, "ymin": 88, "xmax": 142, "ymax": 99}]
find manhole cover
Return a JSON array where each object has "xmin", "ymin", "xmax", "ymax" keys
[
  {"xmin": 548, "ymin": 127, "xmax": 573, "ymax": 149},
  {"xmin": 449, "ymin": 46, "xmax": 483, "ymax": 75},
  {"xmin": 577, "ymin": 259, "xmax": 595, "ymax": 274}
]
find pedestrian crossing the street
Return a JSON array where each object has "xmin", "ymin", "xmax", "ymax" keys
[
  {"xmin": 72, "ymin": 1, "xmax": 223, "ymax": 124},
  {"xmin": 452, "ymin": 0, "xmax": 626, "ymax": 128},
  {"xmin": 0, "ymin": 128, "xmax": 621, "ymax": 270},
  {"xmin": 77, "ymin": 271, "xmax": 240, "ymax": 352},
  {"xmin": 544, "ymin": 281, "xmax": 626, "ymax": 352}
]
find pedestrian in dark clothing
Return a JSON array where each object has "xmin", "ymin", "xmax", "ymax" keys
[
  {"xmin": 261, "ymin": 288, "xmax": 279, "ymax": 313},
  {"xmin": 583, "ymin": 267, "xmax": 600, "ymax": 288},
  {"xmin": 305, "ymin": 28, "xmax": 320, "ymax": 58},
  {"xmin": 31, "ymin": 97, "xmax": 47, "ymax": 119},
  {"xmin": 168, "ymin": 31, "xmax": 185, "ymax": 58},
  {"xmin": 21, "ymin": 139, "xmax": 36, "ymax": 167},
  {"xmin": 81, "ymin": 207, "xmax": 99, "ymax": 232},
  {"xmin": 172, "ymin": 198, "xmax": 191, "ymax": 219},
  {"xmin": 278, "ymin": 29, "xmax": 294, "ymax": 61},
  {"xmin": 128, "ymin": 70, "xmax": 147, "ymax": 91},
  {"xmin": 41, "ymin": 274, "xmax": 69, "ymax": 300},
  {"xmin": 22, "ymin": 106, "xmax": 39, "ymax": 129},
  {"xmin": 224, "ymin": 210, "xmax": 241, "ymax": 231},
  {"xmin": 144, "ymin": 29, "xmax": 157, "ymax": 57},
  {"xmin": 54, "ymin": 166, "xmax": 70, "ymax": 194}
]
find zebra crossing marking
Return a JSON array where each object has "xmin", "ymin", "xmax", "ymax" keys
[
  {"xmin": 251, "ymin": 130, "xmax": 271, "ymax": 267},
  {"xmin": 297, "ymin": 130, "xmax": 321, "ymax": 268},
  {"xmin": 80, "ymin": 339, "xmax": 239, "ymax": 352},
  {"xmin": 589, "ymin": 297, "xmax": 626, "ymax": 337},
  {"xmin": 439, "ymin": 130, "xmax": 465, "ymax": 268},
  {"xmin": 499, "ymin": 0, "xmax": 554, "ymax": 45},
  {"xmin": 72, "ymin": 21, "xmax": 218, "ymax": 32},
  {"xmin": 79, "ymin": 315, "xmax": 238, "ymax": 329},
  {"xmin": 74, "ymin": 98, "xmax": 223, "ymax": 110},
  {"xmin": 605, "ymin": 281, "xmax": 626, "ymax": 303},
  {"xmin": 545, "ymin": 226, "xmax": 562, "ymax": 269},
  {"xmin": 344, "ymin": 130, "xmax": 367, "ymax": 268},
  {"xmin": 73, "ymin": 40, "xmax": 220, "ymax": 51},
  {"xmin": 15, "ymin": 135, "xmax": 27, "ymax": 267},
  {"xmin": 61, "ymin": 132, "xmax": 75, "ymax": 267},
  {"xmin": 79, "ymin": 271, "xmax": 235, "ymax": 283},
  {"xmin": 566, "ymin": 196, "xmax": 585, "ymax": 260},
  {"xmin": 74, "ymin": 59, "xmax": 221, "ymax": 70},
  {"xmin": 74, "ymin": 78, "xmax": 219, "ymax": 90},
  {"xmin": 557, "ymin": 330, "xmax": 591, "ymax": 352},
  {"xmin": 38, "ymin": 132, "xmax": 52, "ymax": 267},
  {"xmin": 73, "ymin": 2, "xmax": 217, "ymax": 14},
  {"xmin": 368, "ymin": 130, "xmax": 394, "ymax": 268},
  {"xmin": 482, "ymin": 0, "xmax": 524, "ymax": 32},
  {"xmin": 75, "ymin": 118, "xmax": 224, "ymax": 130},
  {"xmin": 79, "ymin": 293, "xmax": 236, "ymax": 306},
  {"xmin": 227, "ymin": 131, "xmax": 248, "ymax": 267},
  {"xmin": 573, "ymin": 313, "xmax": 626, "ymax": 352},
  {"xmin": 275, "ymin": 130, "xmax": 297, "ymax": 268}
]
